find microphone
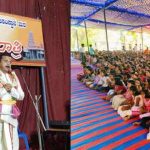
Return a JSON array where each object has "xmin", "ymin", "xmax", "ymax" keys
[
  {"xmin": 10, "ymin": 66, "xmax": 24, "ymax": 76},
  {"xmin": 8, "ymin": 66, "xmax": 12, "ymax": 74},
  {"xmin": 11, "ymin": 65, "xmax": 23, "ymax": 70}
]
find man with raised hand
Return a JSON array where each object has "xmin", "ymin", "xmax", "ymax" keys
[{"xmin": 0, "ymin": 53, "xmax": 24, "ymax": 150}]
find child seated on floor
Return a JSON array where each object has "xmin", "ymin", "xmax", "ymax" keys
[
  {"xmin": 96, "ymin": 71, "xmax": 110, "ymax": 92},
  {"xmin": 135, "ymin": 78, "xmax": 143, "ymax": 93},
  {"xmin": 100, "ymin": 74, "xmax": 115, "ymax": 100},
  {"xmin": 129, "ymin": 72, "xmax": 138, "ymax": 80},
  {"xmin": 77, "ymin": 65, "xmax": 93, "ymax": 82},
  {"xmin": 85, "ymin": 68, "xmax": 97, "ymax": 87},
  {"xmin": 117, "ymin": 88, "xmax": 145, "ymax": 121},
  {"xmin": 111, "ymin": 77, "xmax": 127, "ymax": 109},
  {"xmin": 143, "ymin": 91, "xmax": 150, "ymax": 112},
  {"xmin": 77, "ymin": 64, "xmax": 87, "ymax": 81},
  {"xmin": 144, "ymin": 79, "xmax": 150, "ymax": 91},
  {"xmin": 93, "ymin": 70, "xmax": 104, "ymax": 90},
  {"xmin": 130, "ymin": 90, "xmax": 145, "ymax": 116},
  {"xmin": 87, "ymin": 69, "xmax": 101, "ymax": 89},
  {"xmin": 91, "ymin": 56, "xmax": 97, "ymax": 65},
  {"xmin": 82, "ymin": 66, "xmax": 95, "ymax": 84},
  {"xmin": 139, "ymin": 70, "xmax": 146, "ymax": 82},
  {"xmin": 85, "ymin": 53, "xmax": 90, "ymax": 63},
  {"xmin": 146, "ymin": 70, "xmax": 150, "ymax": 79},
  {"xmin": 133, "ymin": 94, "xmax": 150, "ymax": 140}
]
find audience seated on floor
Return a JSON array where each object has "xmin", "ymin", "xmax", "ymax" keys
[{"xmin": 77, "ymin": 50, "xmax": 150, "ymax": 139}]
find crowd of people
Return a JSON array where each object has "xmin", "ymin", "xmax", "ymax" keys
[{"xmin": 76, "ymin": 50, "xmax": 150, "ymax": 139}]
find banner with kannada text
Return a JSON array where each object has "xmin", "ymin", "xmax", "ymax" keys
[{"xmin": 0, "ymin": 12, "xmax": 45, "ymax": 67}]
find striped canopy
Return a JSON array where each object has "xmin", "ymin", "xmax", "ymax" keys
[{"xmin": 71, "ymin": 0, "xmax": 150, "ymax": 30}]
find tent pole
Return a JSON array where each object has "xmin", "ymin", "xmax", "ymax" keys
[
  {"xmin": 76, "ymin": 29, "xmax": 80, "ymax": 52},
  {"xmin": 124, "ymin": 33, "xmax": 126, "ymax": 51},
  {"xmin": 40, "ymin": 67, "xmax": 49, "ymax": 129},
  {"xmin": 84, "ymin": 20, "xmax": 90, "ymax": 53},
  {"xmin": 104, "ymin": 9, "xmax": 109, "ymax": 51},
  {"xmin": 141, "ymin": 27, "xmax": 144, "ymax": 52}
]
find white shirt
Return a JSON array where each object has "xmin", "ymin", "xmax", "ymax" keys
[
  {"xmin": 0, "ymin": 70, "xmax": 24, "ymax": 126},
  {"xmin": 79, "ymin": 47, "xmax": 85, "ymax": 53},
  {"xmin": 101, "ymin": 76, "xmax": 109, "ymax": 87}
]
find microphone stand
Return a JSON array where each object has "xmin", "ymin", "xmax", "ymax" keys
[
  {"xmin": 19, "ymin": 68, "xmax": 70, "ymax": 132},
  {"xmin": 19, "ymin": 69, "xmax": 46, "ymax": 131},
  {"xmin": 35, "ymin": 95, "xmax": 43, "ymax": 150}
]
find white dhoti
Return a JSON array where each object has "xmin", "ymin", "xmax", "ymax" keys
[
  {"xmin": 0, "ymin": 104, "xmax": 19, "ymax": 150},
  {"xmin": 0, "ymin": 70, "xmax": 25, "ymax": 150},
  {"xmin": 0, "ymin": 120, "xmax": 19, "ymax": 150},
  {"xmin": 112, "ymin": 95, "xmax": 126, "ymax": 110}
]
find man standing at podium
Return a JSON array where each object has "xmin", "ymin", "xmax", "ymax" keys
[{"xmin": 0, "ymin": 53, "xmax": 24, "ymax": 150}]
